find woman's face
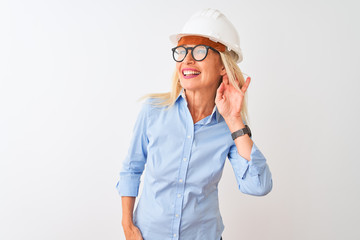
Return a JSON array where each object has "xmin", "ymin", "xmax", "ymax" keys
[{"xmin": 176, "ymin": 44, "xmax": 226, "ymax": 94}]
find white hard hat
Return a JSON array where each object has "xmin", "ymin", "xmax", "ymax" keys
[{"xmin": 170, "ymin": 8, "xmax": 243, "ymax": 63}]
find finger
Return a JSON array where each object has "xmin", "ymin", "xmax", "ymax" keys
[
  {"xmin": 222, "ymin": 74, "xmax": 229, "ymax": 85},
  {"xmin": 215, "ymin": 82, "xmax": 225, "ymax": 102},
  {"xmin": 241, "ymin": 77, "xmax": 251, "ymax": 93}
]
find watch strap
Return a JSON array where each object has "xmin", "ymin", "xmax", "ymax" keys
[{"xmin": 231, "ymin": 125, "xmax": 252, "ymax": 140}]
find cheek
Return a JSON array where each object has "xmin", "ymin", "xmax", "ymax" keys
[
  {"xmin": 202, "ymin": 56, "xmax": 223, "ymax": 76},
  {"xmin": 201, "ymin": 70, "xmax": 222, "ymax": 86},
  {"xmin": 176, "ymin": 63, "xmax": 183, "ymax": 76},
  {"xmin": 202, "ymin": 63, "xmax": 222, "ymax": 78}
]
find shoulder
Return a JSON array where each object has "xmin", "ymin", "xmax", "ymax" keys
[{"xmin": 138, "ymin": 97, "xmax": 170, "ymax": 119}]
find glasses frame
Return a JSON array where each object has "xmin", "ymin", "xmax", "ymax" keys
[{"xmin": 171, "ymin": 44, "xmax": 220, "ymax": 62}]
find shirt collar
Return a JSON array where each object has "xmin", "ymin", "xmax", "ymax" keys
[{"xmin": 176, "ymin": 89, "xmax": 223, "ymax": 124}]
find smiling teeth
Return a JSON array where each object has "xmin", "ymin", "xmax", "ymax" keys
[{"xmin": 183, "ymin": 70, "xmax": 201, "ymax": 76}]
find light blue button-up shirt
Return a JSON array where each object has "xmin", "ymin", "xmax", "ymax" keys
[{"xmin": 116, "ymin": 90, "xmax": 272, "ymax": 240}]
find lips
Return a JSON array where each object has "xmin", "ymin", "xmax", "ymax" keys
[{"xmin": 182, "ymin": 68, "xmax": 201, "ymax": 79}]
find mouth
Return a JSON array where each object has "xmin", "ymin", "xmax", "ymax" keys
[{"xmin": 182, "ymin": 69, "xmax": 201, "ymax": 79}]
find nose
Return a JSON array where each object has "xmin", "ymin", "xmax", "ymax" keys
[{"xmin": 183, "ymin": 49, "xmax": 195, "ymax": 64}]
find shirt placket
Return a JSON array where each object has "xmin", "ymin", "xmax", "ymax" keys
[{"xmin": 171, "ymin": 101, "xmax": 194, "ymax": 240}]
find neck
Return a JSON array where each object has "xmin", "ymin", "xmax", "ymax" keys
[{"xmin": 184, "ymin": 89, "xmax": 216, "ymax": 124}]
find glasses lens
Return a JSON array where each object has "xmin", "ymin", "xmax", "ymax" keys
[
  {"xmin": 193, "ymin": 45, "xmax": 207, "ymax": 61},
  {"xmin": 173, "ymin": 46, "xmax": 187, "ymax": 62}
]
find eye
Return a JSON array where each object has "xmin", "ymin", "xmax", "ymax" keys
[
  {"xmin": 193, "ymin": 46, "xmax": 207, "ymax": 60},
  {"xmin": 173, "ymin": 46, "xmax": 188, "ymax": 61},
  {"xmin": 176, "ymin": 47, "xmax": 186, "ymax": 55},
  {"xmin": 178, "ymin": 50, "xmax": 186, "ymax": 55},
  {"xmin": 196, "ymin": 49, "xmax": 206, "ymax": 54}
]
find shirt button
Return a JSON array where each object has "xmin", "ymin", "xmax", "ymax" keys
[
  {"xmin": 175, "ymin": 214, "xmax": 179, "ymax": 217},
  {"xmin": 177, "ymin": 194, "xmax": 181, "ymax": 198},
  {"xmin": 179, "ymin": 179, "xmax": 183, "ymax": 183},
  {"xmin": 183, "ymin": 157, "xmax": 187, "ymax": 161},
  {"xmin": 187, "ymin": 135, "xmax": 191, "ymax": 139},
  {"xmin": 173, "ymin": 233, "xmax": 177, "ymax": 237}
]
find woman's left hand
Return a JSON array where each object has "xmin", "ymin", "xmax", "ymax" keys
[{"xmin": 215, "ymin": 74, "xmax": 251, "ymax": 124}]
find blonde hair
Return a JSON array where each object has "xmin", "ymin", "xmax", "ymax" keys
[{"xmin": 140, "ymin": 50, "xmax": 249, "ymax": 124}]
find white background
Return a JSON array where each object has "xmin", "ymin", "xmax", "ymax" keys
[{"xmin": 1, "ymin": 0, "xmax": 360, "ymax": 239}]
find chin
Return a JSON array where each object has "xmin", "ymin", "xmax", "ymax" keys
[{"xmin": 179, "ymin": 80, "xmax": 200, "ymax": 91}]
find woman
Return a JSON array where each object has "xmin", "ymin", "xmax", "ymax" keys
[{"xmin": 116, "ymin": 8, "xmax": 273, "ymax": 240}]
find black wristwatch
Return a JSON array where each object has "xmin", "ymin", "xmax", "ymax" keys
[{"xmin": 231, "ymin": 125, "xmax": 252, "ymax": 140}]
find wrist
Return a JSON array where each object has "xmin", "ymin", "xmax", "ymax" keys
[
  {"xmin": 122, "ymin": 219, "xmax": 135, "ymax": 229},
  {"xmin": 224, "ymin": 117, "xmax": 245, "ymax": 133}
]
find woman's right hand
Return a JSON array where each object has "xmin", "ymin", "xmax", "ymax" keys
[{"xmin": 123, "ymin": 224, "xmax": 143, "ymax": 240}]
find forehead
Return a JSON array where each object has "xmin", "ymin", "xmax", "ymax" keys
[
  {"xmin": 183, "ymin": 44, "xmax": 196, "ymax": 47},
  {"xmin": 178, "ymin": 44, "xmax": 201, "ymax": 47}
]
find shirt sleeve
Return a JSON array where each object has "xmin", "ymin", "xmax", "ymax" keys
[
  {"xmin": 115, "ymin": 101, "xmax": 150, "ymax": 197},
  {"xmin": 227, "ymin": 141, "xmax": 273, "ymax": 196}
]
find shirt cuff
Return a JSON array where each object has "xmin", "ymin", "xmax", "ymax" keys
[
  {"xmin": 116, "ymin": 173, "xmax": 141, "ymax": 197},
  {"xmin": 238, "ymin": 142, "xmax": 267, "ymax": 179},
  {"xmin": 248, "ymin": 142, "xmax": 267, "ymax": 176}
]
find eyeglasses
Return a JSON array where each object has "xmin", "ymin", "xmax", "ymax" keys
[{"xmin": 171, "ymin": 44, "xmax": 219, "ymax": 62}]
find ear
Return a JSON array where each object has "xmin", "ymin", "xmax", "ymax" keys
[{"xmin": 220, "ymin": 65, "xmax": 226, "ymax": 76}]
